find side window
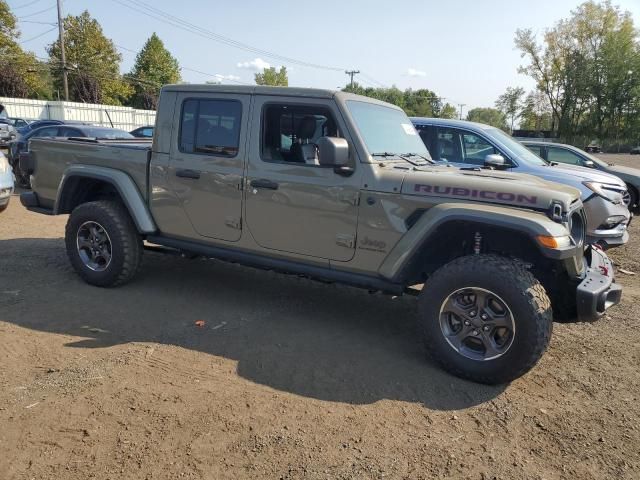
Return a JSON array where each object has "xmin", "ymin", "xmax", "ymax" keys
[
  {"xmin": 461, "ymin": 132, "xmax": 497, "ymax": 165},
  {"xmin": 525, "ymin": 144, "xmax": 544, "ymax": 158},
  {"xmin": 435, "ymin": 128, "xmax": 463, "ymax": 162},
  {"xmin": 261, "ymin": 104, "xmax": 340, "ymax": 165},
  {"xmin": 60, "ymin": 127, "xmax": 81, "ymax": 137},
  {"xmin": 32, "ymin": 127, "xmax": 59, "ymax": 138},
  {"xmin": 142, "ymin": 128, "xmax": 153, "ymax": 137},
  {"xmin": 547, "ymin": 147, "xmax": 582, "ymax": 165},
  {"xmin": 179, "ymin": 98, "xmax": 242, "ymax": 157}
]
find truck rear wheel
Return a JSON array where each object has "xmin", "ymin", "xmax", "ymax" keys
[
  {"xmin": 418, "ymin": 254, "xmax": 552, "ymax": 384},
  {"xmin": 65, "ymin": 200, "xmax": 142, "ymax": 287}
]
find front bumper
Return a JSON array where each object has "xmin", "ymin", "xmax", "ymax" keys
[
  {"xmin": 0, "ymin": 185, "xmax": 12, "ymax": 211},
  {"xmin": 576, "ymin": 245, "xmax": 622, "ymax": 322}
]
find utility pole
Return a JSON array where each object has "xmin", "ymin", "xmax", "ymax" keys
[
  {"xmin": 56, "ymin": 0, "xmax": 69, "ymax": 101},
  {"xmin": 345, "ymin": 70, "xmax": 360, "ymax": 89},
  {"xmin": 458, "ymin": 103, "xmax": 466, "ymax": 120}
]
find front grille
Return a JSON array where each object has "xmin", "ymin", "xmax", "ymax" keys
[{"xmin": 569, "ymin": 209, "xmax": 586, "ymax": 247}]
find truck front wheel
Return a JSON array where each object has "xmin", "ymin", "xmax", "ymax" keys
[
  {"xmin": 65, "ymin": 200, "xmax": 142, "ymax": 287},
  {"xmin": 418, "ymin": 254, "xmax": 552, "ymax": 384}
]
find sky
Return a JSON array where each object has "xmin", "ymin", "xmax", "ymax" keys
[{"xmin": 8, "ymin": 0, "xmax": 640, "ymax": 114}]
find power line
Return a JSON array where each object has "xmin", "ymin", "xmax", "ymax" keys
[
  {"xmin": 19, "ymin": 25, "xmax": 57, "ymax": 43},
  {"xmin": 18, "ymin": 20, "xmax": 57, "ymax": 25},
  {"xmin": 114, "ymin": 44, "xmax": 251, "ymax": 86},
  {"xmin": 359, "ymin": 72, "xmax": 387, "ymax": 89},
  {"xmin": 10, "ymin": 0, "xmax": 46, "ymax": 10},
  {"xmin": 109, "ymin": 0, "xmax": 346, "ymax": 72},
  {"xmin": 17, "ymin": 4, "xmax": 56, "ymax": 19}
]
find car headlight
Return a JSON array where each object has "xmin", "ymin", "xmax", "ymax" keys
[
  {"xmin": 583, "ymin": 181, "xmax": 624, "ymax": 203},
  {"xmin": 0, "ymin": 158, "xmax": 8, "ymax": 174}
]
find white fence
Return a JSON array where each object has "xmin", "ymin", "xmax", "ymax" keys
[{"xmin": 0, "ymin": 97, "xmax": 156, "ymax": 131}]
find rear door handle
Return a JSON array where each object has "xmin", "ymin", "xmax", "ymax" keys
[
  {"xmin": 175, "ymin": 169, "xmax": 201, "ymax": 179},
  {"xmin": 250, "ymin": 179, "xmax": 279, "ymax": 190}
]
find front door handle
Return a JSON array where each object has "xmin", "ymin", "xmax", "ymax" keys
[
  {"xmin": 250, "ymin": 179, "xmax": 279, "ymax": 190},
  {"xmin": 175, "ymin": 169, "xmax": 201, "ymax": 179}
]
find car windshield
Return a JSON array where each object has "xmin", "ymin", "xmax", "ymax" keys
[
  {"xmin": 485, "ymin": 127, "xmax": 548, "ymax": 166},
  {"xmin": 82, "ymin": 128, "xmax": 134, "ymax": 139},
  {"xmin": 346, "ymin": 100, "xmax": 431, "ymax": 160}
]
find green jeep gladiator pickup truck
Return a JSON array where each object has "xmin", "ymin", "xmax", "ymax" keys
[{"xmin": 20, "ymin": 85, "xmax": 621, "ymax": 384}]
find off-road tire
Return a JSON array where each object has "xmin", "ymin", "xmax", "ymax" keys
[
  {"xmin": 65, "ymin": 200, "xmax": 142, "ymax": 287},
  {"xmin": 418, "ymin": 254, "xmax": 552, "ymax": 384}
]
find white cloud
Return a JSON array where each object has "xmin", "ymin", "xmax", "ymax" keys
[
  {"xmin": 214, "ymin": 74, "xmax": 241, "ymax": 82},
  {"xmin": 236, "ymin": 58, "xmax": 272, "ymax": 71},
  {"xmin": 406, "ymin": 68, "xmax": 427, "ymax": 77}
]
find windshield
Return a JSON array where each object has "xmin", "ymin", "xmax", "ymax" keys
[
  {"xmin": 346, "ymin": 100, "xmax": 431, "ymax": 159},
  {"xmin": 485, "ymin": 127, "xmax": 548, "ymax": 166},
  {"xmin": 83, "ymin": 128, "xmax": 134, "ymax": 139}
]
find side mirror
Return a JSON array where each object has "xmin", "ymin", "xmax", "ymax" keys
[
  {"xmin": 484, "ymin": 154, "xmax": 506, "ymax": 169},
  {"xmin": 583, "ymin": 159, "xmax": 595, "ymax": 168},
  {"xmin": 317, "ymin": 137, "xmax": 353, "ymax": 176}
]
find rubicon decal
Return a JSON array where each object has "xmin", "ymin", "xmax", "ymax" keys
[{"xmin": 414, "ymin": 184, "xmax": 538, "ymax": 205}]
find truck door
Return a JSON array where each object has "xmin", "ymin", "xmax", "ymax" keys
[
  {"xmin": 167, "ymin": 93, "xmax": 249, "ymax": 242},
  {"xmin": 244, "ymin": 96, "xmax": 360, "ymax": 262}
]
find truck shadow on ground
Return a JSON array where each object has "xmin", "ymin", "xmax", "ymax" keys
[{"xmin": 0, "ymin": 237, "xmax": 507, "ymax": 410}]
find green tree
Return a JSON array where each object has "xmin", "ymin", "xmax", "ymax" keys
[
  {"xmin": 127, "ymin": 33, "xmax": 181, "ymax": 109},
  {"xmin": 516, "ymin": 1, "xmax": 640, "ymax": 147},
  {"xmin": 48, "ymin": 10, "xmax": 132, "ymax": 104},
  {"xmin": 438, "ymin": 103, "xmax": 459, "ymax": 119},
  {"xmin": 0, "ymin": 0, "xmax": 51, "ymax": 98},
  {"xmin": 466, "ymin": 107, "xmax": 508, "ymax": 130},
  {"xmin": 255, "ymin": 66, "xmax": 288, "ymax": 86},
  {"xmin": 495, "ymin": 86, "xmax": 525, "ymax": 132},
  {"xmin": 519, "ymin": 90, "xmax": 552, "ymax": 131},
  {"xmin": 342, "ymin": 83, "xmax": 452, "ymax": 117}
]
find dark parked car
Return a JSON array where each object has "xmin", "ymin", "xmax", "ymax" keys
[
  {"xmin": 16, "ymin": 119, "xmax": 65, "ymax": 137},
  {"xmin": 9, "ymin": 125, "xmax": 134, "ymax": 187},
  {"xmin": 522, "ymin": 140, "xmax": 640, "ymax": 210},
  {"xmin": 585, "ymin": 144, "xmax": 601, "ymax": 153},
  {"xmin": 631, "ymin": 146, "xmax": 640, "ymax": 155},
  {"xmin": 130, "ymin": 125, "xmax": 154, "ymax": 138}
]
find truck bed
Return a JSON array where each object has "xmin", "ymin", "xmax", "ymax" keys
[{"xmin": 29, "ymin": 137, "xmax": 152, "ymax": 210}]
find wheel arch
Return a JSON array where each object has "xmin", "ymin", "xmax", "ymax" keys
[
  {"xmin": 55, "ymin": 165, "xmax": 156, "ymax": 234},
  {"xmin": 379, "ymin": 204, "xmax": 569, "ymax": 285},
  {"xmin": 625, "ymin": 182, "xmax": 639, "ymax": 210}
]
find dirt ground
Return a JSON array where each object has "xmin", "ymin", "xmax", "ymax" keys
[{"xmin": 1, "ymin": 154, "xmax": 639, "ymax": 480}]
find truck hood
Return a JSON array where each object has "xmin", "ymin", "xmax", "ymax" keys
[
  {"xmin": 544, "ymin": 163, "xmax": 626, "ymax": 187},
  {"xmin": 399, "ymin": 164, "xmax": 580, "ymax": 212}
]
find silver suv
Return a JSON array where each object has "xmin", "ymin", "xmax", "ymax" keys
[{"xmin": 412, "ymin": 118, "xmax": 631, "ymax": 248}]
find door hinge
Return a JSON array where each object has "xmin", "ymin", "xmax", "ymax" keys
[
  {"xmin": 225, "ymin": 216, "xmax": 242, "ymax": 230},
  {"xmin": 336, "ymin": 233, "xmax": 356, "ymax": 249},
  {"xmin": 340, "ymin": 192, "xmax": 360, "ymax": 206}
]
